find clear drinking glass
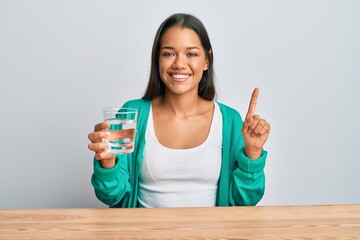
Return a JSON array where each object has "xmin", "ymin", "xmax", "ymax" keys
[{"xmin": 102, "ymin": 107, "xmax": 138, "ymax": 154}]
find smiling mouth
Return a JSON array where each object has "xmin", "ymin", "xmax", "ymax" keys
[{"xmin": 170, "ymin": 74, "xmax": 191, "ymax": 81}]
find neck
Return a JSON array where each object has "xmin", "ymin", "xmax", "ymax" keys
[{"xmin": 159, "ymin": 92, "xmax": 204, "ymax": 117}]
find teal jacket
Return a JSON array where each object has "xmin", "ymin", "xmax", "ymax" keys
[{"xmin": 91, "ymin": 99, "xmax": 267, "ymax": 207}]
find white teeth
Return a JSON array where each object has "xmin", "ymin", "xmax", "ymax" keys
[{"xmin": 172, "ymin": 74, "xmax": 189, "ymax": 79}]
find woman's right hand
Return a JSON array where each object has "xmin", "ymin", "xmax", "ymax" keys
[{"xmin": 88, "ymin": 122, "xmax": 116, "ymax": 168}]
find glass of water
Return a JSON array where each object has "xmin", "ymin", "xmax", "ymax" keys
[{"xmin": 103, "ymin": 107, "xmax": 138, "ymax": 154}]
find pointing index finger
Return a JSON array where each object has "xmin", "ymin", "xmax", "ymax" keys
[{"xmin": 246, "ymin": 88, "xmax": 259, "ymax": 119}]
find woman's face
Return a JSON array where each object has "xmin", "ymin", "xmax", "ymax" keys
[{"xmin": 159, "ymin": 26, "xmax": 208, "ymax": 97}]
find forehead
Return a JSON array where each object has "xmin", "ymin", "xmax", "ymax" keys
[{"xmin": 160, "ymin": 26, "xmax": 203, "ymax": 48}]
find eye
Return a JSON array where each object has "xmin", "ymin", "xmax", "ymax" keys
[
  {"xmin": 161, "ymin": 52, "xmax": 175, "ymax": 57},
  {"xmin": 186, "ymin": 52, "xmax": 199, "ymax": 57}
]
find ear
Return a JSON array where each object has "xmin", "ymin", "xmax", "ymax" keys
[{"xmin": 203, "ymin": 59, "xmax": 209, "ymax": 71}]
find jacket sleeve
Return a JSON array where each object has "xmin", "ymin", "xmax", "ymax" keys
[
  {"xmin": 223, "ymin": 104, "xmax": 267, "ymax": 206},
  {"xmin": 90, "ymin": 98, "xmax": 149, "ymax": 208},
  {"xmin": 91, "ymin": 154, "xmax": 132, "ymax": 207},
  {"xmin": 230, "ymin": 148, "xmax": 267, "ymax": 206}
]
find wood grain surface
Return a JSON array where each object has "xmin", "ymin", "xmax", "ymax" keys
[{"xmin": 1, "ymin": 204, "xmax": 359, "ymax": 239}]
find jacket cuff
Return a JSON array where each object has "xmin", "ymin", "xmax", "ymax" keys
[
  {"xmin": 92, "ymin": 155, "xmax": 126, "ymax": 181},
  {"xmin": 238, "ymin": 148, "xmax": 267, "ymax": 173}
]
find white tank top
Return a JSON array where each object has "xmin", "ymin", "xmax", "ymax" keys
[{"xmin": 138, "ymin": 102, "xmax": 222, "ymax": 208}]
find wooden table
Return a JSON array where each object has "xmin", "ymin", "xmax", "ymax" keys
[{"xmin": 1, "ymin": 205, "xmax": 359, "ymax": 239}]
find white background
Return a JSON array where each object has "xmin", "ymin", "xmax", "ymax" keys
[{"xmin": 1, "ymin": 0, "xmax": 359, "ymax": 208}]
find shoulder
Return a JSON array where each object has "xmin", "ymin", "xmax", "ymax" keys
[
  {"xmin": 123, "ymin": 98, "xmax": 151, "ymax": 124},
  {"xmin": 123, "ymin": 98, "xmax": 151, "ymax": 109},
  {"xmin": 215, "ymin": 101, "xmax": 243, "ymax": 121},
  {"xmin": 215, "ymin": 102, "xmax": 244, "ymax": 143}
]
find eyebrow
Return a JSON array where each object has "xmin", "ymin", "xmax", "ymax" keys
[{"xmin": 160, "ymin": 46, "xmax": 201, "ymax": 50}]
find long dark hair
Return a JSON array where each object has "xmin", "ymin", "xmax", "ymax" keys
[{"xmin": 142, "ymin": 13, "xmax": 216, "ymax": 101}]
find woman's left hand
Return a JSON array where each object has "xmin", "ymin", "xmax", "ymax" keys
[{"xmin": 241, "ymin": 88, "xmax": 271, "ymax": 159}]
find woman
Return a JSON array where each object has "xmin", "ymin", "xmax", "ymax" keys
[{"xmin": 88, "ymin": 13, "xmax": 270, "ymax": 208}]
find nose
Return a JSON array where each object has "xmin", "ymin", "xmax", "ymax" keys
[{"xmin": 172, "ymin": 55, "xmax": 187, "ymax": 69}]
